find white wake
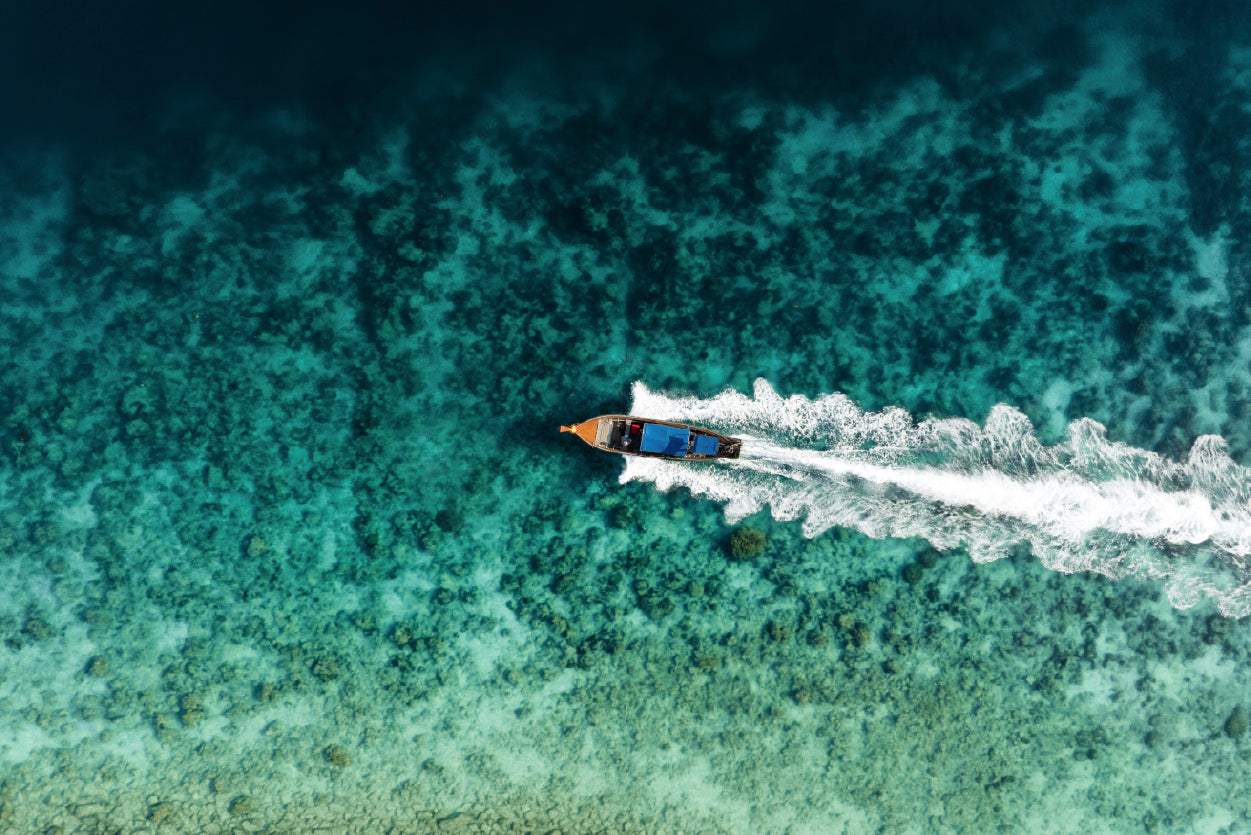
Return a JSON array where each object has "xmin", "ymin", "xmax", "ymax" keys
[{"xmin": 623, "ymin": 379, "xmax": 1251, "ymax": 617}]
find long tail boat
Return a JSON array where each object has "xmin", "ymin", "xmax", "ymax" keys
[{"xmin": 561, "ymin": 415, "xmax": 741, "ymax": 460}]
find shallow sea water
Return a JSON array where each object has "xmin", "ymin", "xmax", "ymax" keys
[{"xmin": 1, "ymin": 1, "xmax": 1251, "ymax": 832}]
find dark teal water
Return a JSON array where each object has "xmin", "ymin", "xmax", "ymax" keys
[{"xmin": 1, "ymin": 1, "xmax": 1250, "ymax": 831}]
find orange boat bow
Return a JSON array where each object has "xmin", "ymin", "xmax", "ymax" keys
[{"xmin": 560, "ymin": 420, "xmax": 601, "ymax": 447}]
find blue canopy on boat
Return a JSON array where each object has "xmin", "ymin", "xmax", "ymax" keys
[
  {"xmin": 640, "ymin": 424, "xmax": 689, "ymax": 457},
  {"xmin": 692, "ymin": 434, "xmax": 720, "ymax": 456}
]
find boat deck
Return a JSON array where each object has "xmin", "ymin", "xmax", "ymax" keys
[{"xmin": 561, "ymin": 415, "xmax": 741, "ymax": 460}]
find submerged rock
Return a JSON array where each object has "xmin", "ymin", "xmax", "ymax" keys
[
  {"xmin": 1224, "ymin": 706, "xmax": 1247, "ymax": 740},
  {"xmin": 323, "ymin": 745, "xmax": 353, "ymax": 767},
  {"xmin": 727, "ymin": 527, "xmax": 767, "ymax": 561}
]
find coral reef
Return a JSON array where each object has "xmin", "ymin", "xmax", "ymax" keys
[{"xmin": 1, "ymin": 5, "xmax": 1251, "ymax": 832}]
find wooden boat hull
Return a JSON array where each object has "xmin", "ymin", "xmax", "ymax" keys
[{"xmin": 561, "ymin": 415, "xmax": 742, "ymax": 461}]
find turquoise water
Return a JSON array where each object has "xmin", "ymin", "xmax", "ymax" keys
[{"xmin": 2, "ymin": 2, "xmax": 1251, "ymax": 832}]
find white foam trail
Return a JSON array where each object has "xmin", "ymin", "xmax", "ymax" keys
[{"xmin": 624, "ymin": 379, "xmax": 1251, "ymax": 617}]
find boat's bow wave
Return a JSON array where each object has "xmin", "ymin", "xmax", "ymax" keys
[{"xmin": 623, "ymin": 378, "xmax": 1251, "ymax": 617}]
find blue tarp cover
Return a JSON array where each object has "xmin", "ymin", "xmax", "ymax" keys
[
  {"xmin": 693, "ymin": 434, "xmax": 720, "ymax": 456},
  {"xmin": 640, "ymin": 424, "xmax": 689, "ymax": 457}
]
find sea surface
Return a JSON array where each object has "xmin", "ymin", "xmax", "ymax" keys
[{"xmin": 2, "ymin": 0, "xmax": 1250, "ymax": 832}]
